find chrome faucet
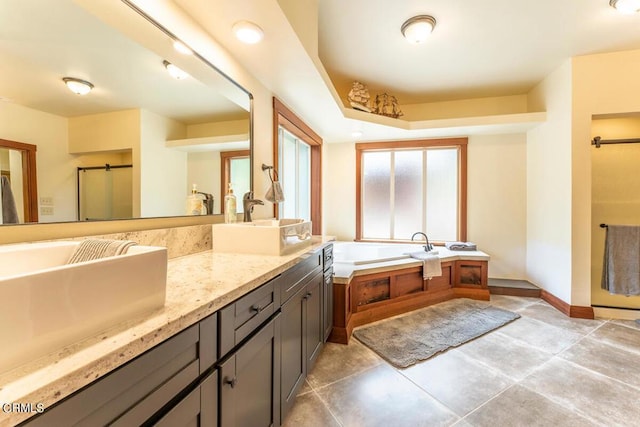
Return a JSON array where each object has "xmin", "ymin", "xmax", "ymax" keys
[
  {"xmin": 242, "ymin": 191, "xmax": 264, "ymax": 222},
  {"xmin": 197, "ymin": 192, "xmax": 214, "ymax": 215},
  {"xmin": 411, "ymin": 232, "xmax": 433, "ymax": 252}
]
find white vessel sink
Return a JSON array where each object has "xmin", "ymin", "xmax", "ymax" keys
[
  {"xmin": 212, "ymin": 219, "xmax": 312, "ymax": 255},
  {"xmin": 0, "ymin": 241, "xmax": 167, "ymax": 374}
]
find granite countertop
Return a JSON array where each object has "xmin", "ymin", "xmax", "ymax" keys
[
  {"xmin": 0, "ymin": 237, "xmax": 333, "ymax": 427},
  {"xmin": 333, "ymin": 246, "xmax": 490, "ymax": 284}
]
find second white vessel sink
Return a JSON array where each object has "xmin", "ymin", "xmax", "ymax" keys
[
  {"xmin": 0, "ymin": 241, "xmax": 167, "ymax": 374},
  {"xmin": 212, "ymin": 219, "xmax": 312, "ymax": 255}
]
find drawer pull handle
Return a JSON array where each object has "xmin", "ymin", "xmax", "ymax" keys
[
  {"xmin": 250, "ymin": 304, "xmax": 264, "ymax": 314},
  {"xmin": 224, "ymin": 377, "xmax": 238, "ymax": 388},
  {"xmin": 303, "ymin": 292, "xmax": 312, "ymax": 300}
]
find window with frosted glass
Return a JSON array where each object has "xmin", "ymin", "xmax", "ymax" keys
[
  {"xmin": 278, "ymin": 128, "xmax": 311, "ymax": 221},
  {"xmin": 362, "ymin": 151, "xmax": 391, "ymax": 239},
  {"xmin": 360, "ymin": 145, "xmax": 461, "ymax": 242}
]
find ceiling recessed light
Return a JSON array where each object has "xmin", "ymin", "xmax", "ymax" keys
[
  {"xmin": 232, "ymin": 21, "xmax": 264, "ymax": 44},
  {"xmin": 610, "ymin": 0, "xmax": 640, "ymax": 13},
  {"xmin": 62, "ymin": 77, "xmax": 94, "ymax": 95},
  {"xmin": 173, "ymin": 40, "xmax": 193, "ymax": 55},
  {"xmin": 401, "ymin": 15, "xmax": 436, "ymax": 44},
  {"xmin": 351, "ymin": 130, "xmax": 363, "ymax": 138},
  {"xmin": 163, "ymin": 60, "xmax": 189, "ymax": 80}
]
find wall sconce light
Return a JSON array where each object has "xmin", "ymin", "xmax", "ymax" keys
[
  {"xmin": 232, "ymin": 21, "xmax": 264, "ymax": 44},
  {"xmin": 610, "ymin": 0, "xmax": 640, "ymax": 14},
  {"xmin": 163, "ymin": 60, "xmax": 189, "ymax": 80},
  {"xmin": 401, "ymin": 15, "xmax": 437, "ymax": 43},
  {"xmin": 62, "ymin": 77, "xmax": 94, "ymax": 95}
]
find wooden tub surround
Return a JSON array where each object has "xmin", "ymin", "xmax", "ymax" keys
[{"xmin": 329, "ymin": 258, "xmax": 490, "ymax": 344}]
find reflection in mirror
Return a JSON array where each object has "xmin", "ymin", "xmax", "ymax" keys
[{"xmin": 0, "ymin": 0, "xmax": 252, "ymax": 224}]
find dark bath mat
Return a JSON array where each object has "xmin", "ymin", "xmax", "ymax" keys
[{"xmin": 353, "ymin": 298, "xmax": 520, "ymax": 368}]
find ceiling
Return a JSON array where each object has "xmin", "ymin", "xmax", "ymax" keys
[{"xmin": 318, "ymin": 0, "xmax": 640, "ymax": 105}]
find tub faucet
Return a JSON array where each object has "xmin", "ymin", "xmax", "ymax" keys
[
  {"xmin": 411, "ymin": 232, "xmax": 433, "ymax": 252},
  {"xmin": 242, "ymin": 191, "xmax": 264, "ymax": 222}
]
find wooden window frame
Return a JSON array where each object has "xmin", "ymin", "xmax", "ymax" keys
[
  {"xmin": 272, "ymin": 97, "xmax": 322, "ymax": 235},
  {"xmin": 355, "ymin": 137, "xmax": 467, "ymax": 243},
  {"xmin": 0, "ymin": 138, "xmax": 38, "ymax": 223},
  {"xmin": 220, "ymin": 149, "xmax": 250, "ymax": 213}
]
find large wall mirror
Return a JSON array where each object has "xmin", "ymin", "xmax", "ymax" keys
[{"xmin": 0, "ymin": 0, "xmax": 252, "ymax": 225}]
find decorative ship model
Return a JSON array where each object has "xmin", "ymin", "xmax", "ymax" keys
[
  {"xmin": 347, "ymin": 81, "xmax": 372, "ymax": 112},
  {"xmin": 372, "ymin": 93, "xmax": 403, "ymax": 119}
]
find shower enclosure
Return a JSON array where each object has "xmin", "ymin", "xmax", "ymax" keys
[{"xmin": 77, "ymin": 164, "xmax": 133, "ymax": 221}]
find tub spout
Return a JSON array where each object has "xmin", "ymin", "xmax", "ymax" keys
[{"xmin": 411, "ymin": 232, "xmax": 433, "ymax": 252}]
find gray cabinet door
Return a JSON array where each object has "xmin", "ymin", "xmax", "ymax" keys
[
  {"xmin": 305, "ymin": 271, "xmax": 324, "ymax": 371},
  {"xmin": 153, "ymin": 370, "xmax": 217, "ymax": 427},
  {"xmin": 323, "ymin": 268, "xmax": 334, "ymax": 341},
  {"xmin": 220, "ymin": 314, "xmax": 281, "ymax": 427},
  {"xmin": 280, "ymin": 270, "xmax": 325, "ymax": 423},
  {"xmin": 280, "ymin": 286, "xmax": 306, "ymax": 419}
]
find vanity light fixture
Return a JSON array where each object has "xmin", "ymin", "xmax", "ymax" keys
[
  {"xmin": 610, "ymin": 0, "xmax": 640, "ymax": 13},
  {"xmin": 163, "ymin": 60, "xmax": 189, "ymax": 80},
  {"xmin": 401, "ymin": 15, "xmax": 437, "ymax": 43},
  {"xmin": 173, "ymin": 40, "xmax": 193, "ymax": 55},
  {"xmin": 62, "ymin": 77, "xmax": 94, "ymax": 95},
  {"xmin": 232, "ymin": 20, "xmax": 264, "ymax": 44}
]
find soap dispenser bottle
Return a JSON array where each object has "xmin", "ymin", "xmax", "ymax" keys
[
  {"xmin": 186, "ymin": 183, "xmax": 204, "ymax": 215},
  {"xmin": 224, "ymin": 183, "xmax": 237, "ymax": 223}
]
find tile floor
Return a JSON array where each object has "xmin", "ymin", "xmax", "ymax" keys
[{"xmin": 283, "ymin": 295, "xmax": 640, "ymax": 427}]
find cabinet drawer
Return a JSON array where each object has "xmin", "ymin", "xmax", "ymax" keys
[
  {"xmin": 279, "ymin": 251, "xmax": 322, "ymax": 304},
  {"xmin": 219, "ymin": 278, "xmax": 278, "ymax": 358},
  {"xmin": 23, "ymin": 325, "xmax": 201, "ymax": 427}
]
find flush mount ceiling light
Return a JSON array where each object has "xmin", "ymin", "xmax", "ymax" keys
[
  {"xmin": 173, "ymin": 40, "xmax": 193, "ymax": 55},
  {"xmin": 62, "ymin": 77, "xmax": 94, "ymax": 95},
  {"xmin": 163, "ymin": 60, "xmax": 189, "ymax": 80},
  {"xmin": 232, "ymin": 20, "xmax": 264, "ymax": 44},
  {"xmin": 401, "ymin": 15, "xmax": 437, "ymax": 43},
  {"xmin": 610, "ymin": 0, "xmax": 640, "ymax": 13}
]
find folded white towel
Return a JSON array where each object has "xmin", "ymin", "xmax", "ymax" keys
[
  {"xmin": 67, "ymin": 239, "xmax": 137, "ymax": 264},
  {"xmin": 409, "ymin": 251, "xmax": 442, "ymax": 279}
]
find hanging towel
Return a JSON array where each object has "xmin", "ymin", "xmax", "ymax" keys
[
  {"xmin": 1, "ymin": 176, "xmax": 19, "ymax": 224},
  {"xmin": 601, "ymin": 225, "xmax": 640, "ymax": 296},
  {"xmin": 265, "ymin": 180, "xmax": 285, "ymax": 203},
  {"xmin": 67, "ymin": 239, "xmax": 137, "ymax": 264},
  {"xmin": 409, "ymin": 251, "xmax": 442, "ymax": 279}
]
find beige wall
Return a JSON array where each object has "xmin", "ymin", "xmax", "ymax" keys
[
  {"xmin": 323, "ymin": 135, "xmax": 529, "ymax": 279},
  {"xmin": 139, "ymin": 109, "xmax": 187, "ymax": 217},
  {"xmin": 68, "ymin": 110, "xmax": 140, "ymax": 154},
  {"xmin": 0, "ymin": 101, "xmax": 73, "ymax": 223},
  {"xmin": 525, "ymin": 60, "xmax": 573, "ymax": 303},
  {"xmin": 467, "ymin": 134, "xmax": 527, "ymax": 279}
]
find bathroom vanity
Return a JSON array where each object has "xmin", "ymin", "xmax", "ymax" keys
[{"xmin": 4, "ymin": 240, "xmax": 333, "ymax": 427}]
